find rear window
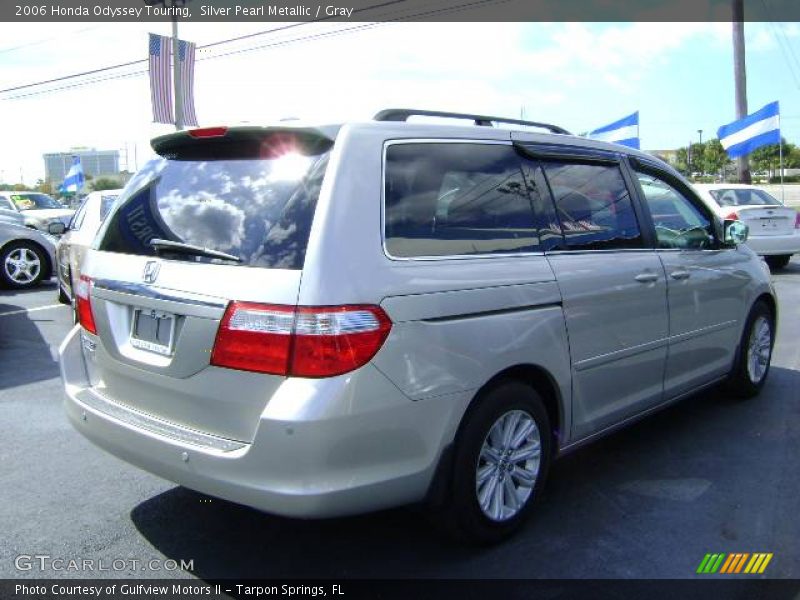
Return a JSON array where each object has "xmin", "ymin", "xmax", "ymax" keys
[
  {"xmin": 9, "ymin": 193, "xmax": 62, "ymax": 210},
  {"xmin": 708, "ymin": 188, "xmax": 781, "ymax": 207},
  {"xmin": 98, "ymin": 138, "xmax": 330, "ymax": 270}
]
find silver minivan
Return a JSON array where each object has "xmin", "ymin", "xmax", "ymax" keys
[{"xmin": 60, "ymin": 110, "xmax": 776, "ymax": 543}]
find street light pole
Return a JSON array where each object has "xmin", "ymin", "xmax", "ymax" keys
[{"xmin": 698, "ymin": 129, "xmax": 703, "ymax": 175}]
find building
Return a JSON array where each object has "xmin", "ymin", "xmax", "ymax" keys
[
  {"xmin": 43, "ymin": 148, "xmax": 120, "ymax": 183},
  {"xmin": 647, "ymin": 149, "xmax": 680, "ymax": 167}
]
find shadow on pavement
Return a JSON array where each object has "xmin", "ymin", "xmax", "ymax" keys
[
  {"xmin": 131, "ymin": 367, "xmax": 800, "ymax": 579},
  {"xmin": 0, "ymin": 290, "xmax": 61, "ymax": 391}
]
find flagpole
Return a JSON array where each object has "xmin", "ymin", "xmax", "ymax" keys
[
  {"xmin": 779, "ymin": 112, "xmax": 785, "ymax": 202},
  {"xmin": 171, "ymin": 7, "xmax": 184, "ymax": 131}
]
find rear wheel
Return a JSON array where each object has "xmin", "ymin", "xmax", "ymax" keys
[
  {"xmin": 726, "ymin": 301, "xmax": 774, "ymax": 398},
  {"xmin": 0, "ymin": 242, "xmax": 46, "ymax": 289},
  {"xmin": 765, "ymin": 255, "xmax": 791, "ymax": 270},
  {"xmin": 442, "ymin": 380, "xmax": 552, "ymax": 544}
]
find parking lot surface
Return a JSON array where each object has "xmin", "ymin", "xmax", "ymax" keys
[{"xmin": 1, "ymin": 267, "xmax": 799, "ymax": 580}]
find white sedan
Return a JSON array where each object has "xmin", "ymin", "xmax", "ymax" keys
[{"xmin": 694, "ymin": 183, "xmax": 800, "ymax": 269}]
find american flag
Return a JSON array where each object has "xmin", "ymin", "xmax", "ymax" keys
[
  {"xmin": 178, "ymin": 39, "xmax": 199, "ymax": 126},
  {"xmin": 148, "ymin": 33, "xmax": 173, "ymax": 124}
]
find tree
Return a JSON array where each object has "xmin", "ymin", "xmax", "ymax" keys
[
  {"xmin": 703, "ymin": 139, "xmax": 729, "ymax": 176},
  {"xmin": 90, "ymin": 177, "xmax": 122, "ymax": 191}
]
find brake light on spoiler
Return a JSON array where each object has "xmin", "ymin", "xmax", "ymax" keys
[{"xmin": 211, "ymin": 302, "xmax": 392, "ymax": 378}]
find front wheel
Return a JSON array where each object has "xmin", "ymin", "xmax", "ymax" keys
[
  {"xmin": 726, "ymin": 301, "xmax": 774, "ymax": 398},
  {"xmin": 0, "ymin": 242, "xmax": 46, "ymax": 289},
  {"xmin": 443, "ymin": 380, "xmax": 552, "ymax": 544},
  {"xmin": 765, "ymin": 255, "xmax": 791, "ymax": 270}
]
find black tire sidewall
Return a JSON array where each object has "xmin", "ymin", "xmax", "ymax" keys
[
  {"xmin": 730, "ymin": 301, "xmax": 774, "ymax": 397},
  {"xmin": 0, "ymin": 242, "xmax": 46, "ymax": 289},
  {"xmin": 449, "ymin": 380, "xmax": 552, "ymax": 544}
]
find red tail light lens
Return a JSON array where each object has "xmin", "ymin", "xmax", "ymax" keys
[
  {"xmin": 75, "ymin": 275, "xmax": 97, "ymax": 335},
  {"xmin": 188, "ymin": 126, "xmax": 228, "ymax": 138},
  {"xmin": 210, "ymin": 303, "xmax": 294, "ymax": 375},
  {"xmin": 725, "ymin": 211, "xmax": 740, "ymax": 221},
  {"xmin": 794, "ymin": 212, "xmax": 800, "ymax": 229},
  {"xmin": 291, "ymin": 306, "xmax": 393, "ymax": 377},
  {"xmin": 210, "ymin": 303, "xmax": 392, "ymax": 377}
]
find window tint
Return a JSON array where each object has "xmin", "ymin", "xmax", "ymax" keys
[
  {"xmin": 709, "ymin": 188, "xmax": 781, "ymax": 207},
  {"xmin": 541, "ymin": 162, "xmax": 642, "ymax": 250},
  {"xmin": 636, "ymin": 172, "xmax": 714, "ymax": 250},
  {"xmin": 384, "ymin": 143, "xmax": 539, "ymax": 257},
  {"xmin": 98, "ymin": 151, "xmax": 329, "ymax": 269},
  {"xmin": 70, "ymin": 199, "xmax": 89, "ymax": 231}
]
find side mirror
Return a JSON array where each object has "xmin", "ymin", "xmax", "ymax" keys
[
  {"xmin": 724, "ymin": 219, "xmax": 748, "ymax": 245},
  {"xmin": 48, "ymin": 221, "xmax": 67, "ymax": 235}
]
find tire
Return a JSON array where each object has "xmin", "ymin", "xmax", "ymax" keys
[
  {"xmin": 441, "ymin": 380, "xmax": 552, "ymax": 544},
  {"xmin": 765, "ymin": 255, "xmax": 791, "ymax": 270},
  {"xmin": 0, "ymin": 242, "xmax": 46, "ymax": 289},
  {"xmin": 725, "ymin": 301, "xmax": 774, "ymax": 398},
  {"xmin": 57, "ymin": 282, "xmax": 71, "ymax": 305}
]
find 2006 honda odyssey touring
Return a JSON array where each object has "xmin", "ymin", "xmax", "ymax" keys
[{"xmin": 60, "ymin": 109, "xmax": 776, "ymax": 543}]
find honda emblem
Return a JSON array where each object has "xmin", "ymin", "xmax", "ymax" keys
[{"xmin": 143, "ymin": 260, "xmax": 161, "ymax": 284}]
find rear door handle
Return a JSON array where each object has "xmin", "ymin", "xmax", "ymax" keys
[
  {"xmin": 635, "ymin": 272, "xmax": 659, "ymax": 283},
  {"xmin": 670, "ymin": 269, "xmax": 691, "ymax": 280}
]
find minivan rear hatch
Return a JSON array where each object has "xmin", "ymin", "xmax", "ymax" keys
[{"xmin": 82, "ymin": 126, "xmax": 334, "ymax": 443}]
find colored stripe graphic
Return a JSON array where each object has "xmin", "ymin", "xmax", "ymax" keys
[{"xmin": 700, "ymin": 553, "xmax": 773, "ymax": 575}]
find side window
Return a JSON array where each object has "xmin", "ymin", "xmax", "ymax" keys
[
  {"xmin": 541, "ymin": 161, "xmax": 642, "ymax": 250},
  {"xmin": 0, "ymin": 196, "xmax": 14, "ymax": 210},
  {"xmin": 635, "ymin": 172, "xmax": 714, "ymax": 250},
  {"xmin": 384, "ymin": 143, "xmax": 539, "ymax": 257}
]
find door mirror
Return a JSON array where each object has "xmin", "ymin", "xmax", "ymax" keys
[
  {"xmin": 48, "ymin": 221, "xmax": 67, "ymax": 235},
  {"xmin": 723, "ymin": 219, "xmax": 748, "ymax": 245}
]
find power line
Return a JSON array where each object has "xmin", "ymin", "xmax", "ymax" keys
[
  {"xmin": 1, "ymin": 0, "xmax": 511, "ymax": 101},
  {"xmin": 0, "ymin": 0, "xmax": 410, "ymax": 95}
]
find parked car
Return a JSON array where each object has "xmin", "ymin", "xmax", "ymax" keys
[
  {"xmin": 694, "ymin": 183, "xmax": 800, "ymax": 269},
  {"xmin": 55, "ymin": 189, "xmax": 123, "ymax": 305},
  {"xmin": 0, "ymin": 191, "xmax": 74, "ymax": 233},
  {"xmin": 0, "ymin": 218, "xmax": 58, "ymax": 289},
  {"xmin": 60, "ymin": 110, "xmax": 776, "ymax": 543}
]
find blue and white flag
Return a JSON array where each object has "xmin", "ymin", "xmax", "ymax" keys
[
  {"xmin": 588, "ymin": 111, "xmax": 640, "ymax": 149},
  {"xmin": 61, "ymin": 156, "xmax": 84, "ymax": 193},
  {"xmin": 718, "ymin": 101, "xmax": 780, "ymax": 159}
]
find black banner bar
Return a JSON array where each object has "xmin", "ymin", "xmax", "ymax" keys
[{"xmin": 3, "ymin": 0, "xmax": 800, "ymax": 23}]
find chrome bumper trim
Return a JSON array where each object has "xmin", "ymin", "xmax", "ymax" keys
[{"xmin": 76, "ymin": 388, "xmax": 247, "ymax": 453}]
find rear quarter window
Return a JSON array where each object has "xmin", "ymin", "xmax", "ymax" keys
[{"xmin": 384, "ymin": 143, "xmax": 539, "ymax": 258}]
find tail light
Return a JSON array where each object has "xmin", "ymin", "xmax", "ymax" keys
[
  {"xmin": 188, "ymin": 126, "xmax": 228, "ymax": 138},
  {"xmin": 725, "ymin": 211, "xmax": 740, "ymax": 221},
  {"xmin": 795, "ymin": 212, "xmax": 800, "ymax": 229},
  {"xmin": 75, "ymin": 275, "xmax": 97, "ymax": 335},
  {"xmin": 211, "ymin": 302, "xmax": 392, "ymax": 378}
]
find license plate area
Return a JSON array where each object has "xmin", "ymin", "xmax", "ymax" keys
[{"xmin": 130, "ymin": 309, "xmax": 176, "ymax": 356}]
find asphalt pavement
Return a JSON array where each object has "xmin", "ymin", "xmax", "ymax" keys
[{"xmin": 1, "ymin": 268, "xmax": 798, "ymax": 580}]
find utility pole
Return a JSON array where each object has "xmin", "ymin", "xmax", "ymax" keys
[
  {"xmin": 732, "ymin": 0, "xmax": 751, "ymax": 183},
  {"xmin": 698, "ymin": 129, "xmax": 703, "ymax": 175}
]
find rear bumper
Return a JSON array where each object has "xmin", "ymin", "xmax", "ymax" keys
[
  {"xmin": 746, "ymin": 232, "xmax": 800, "ymax": 256},
  {"xmin": 60, "ymin": 326, "xmax": 469, "ymax": 518}
]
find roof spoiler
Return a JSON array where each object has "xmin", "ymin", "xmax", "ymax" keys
[{"xmin": 374, "ymin": 108, "xmax": 570, "ymax": 135}]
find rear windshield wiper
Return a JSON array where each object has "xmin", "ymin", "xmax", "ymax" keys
[{"xmin": 149, "ymin": 238, "xmax": 242, "ymax": 262}]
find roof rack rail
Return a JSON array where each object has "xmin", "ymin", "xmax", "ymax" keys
[{"xmin": 373, "ymin": 108, "xmax": 571, "ymax": 135}]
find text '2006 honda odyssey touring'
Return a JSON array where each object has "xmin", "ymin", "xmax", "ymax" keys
[{"xmin": 60, "ymin": 109, "xmax": 776, "ymax": 543}]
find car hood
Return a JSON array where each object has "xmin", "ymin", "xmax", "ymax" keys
[{"xmin": 22, "ymin": 208, "xmax": 74, "ymax": 223}]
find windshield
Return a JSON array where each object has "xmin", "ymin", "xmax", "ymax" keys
[
  {"xmin": 98, "ymin": 148, "xmax": 330, "ymax": 269},
  {"xmin": 9, "ymin": 193, "xmax": 63, "ymax": 211},
  {"xmin": 708, "ymin": 188, "xmax": 781, "ymax": 207}
]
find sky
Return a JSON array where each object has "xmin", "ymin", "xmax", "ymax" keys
[{"xmin": 0, "ymin": 19, "xmax": 799, "ymax": 185}]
